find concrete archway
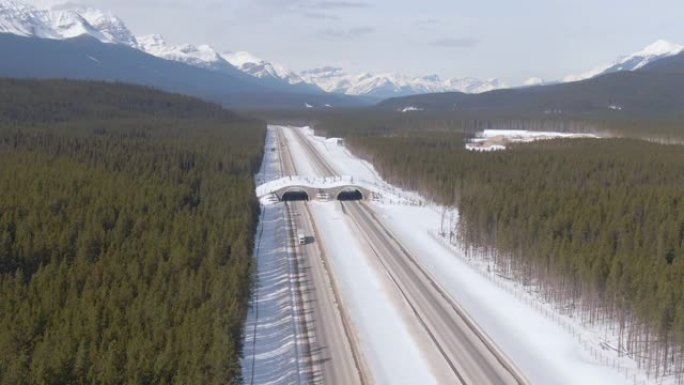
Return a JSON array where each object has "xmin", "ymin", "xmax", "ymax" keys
[
  {"xmin": 337, "ymin": 188, "xmax": 363, "ymax": 201},
  {"xmin": 281, "ymin": 190, "xmax": 310, "ymax": 201}
]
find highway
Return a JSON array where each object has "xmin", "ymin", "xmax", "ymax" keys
[
  {"xmin": 281, "ymin": 125, "xmax": 530, "ymax": 385},
  {"xmin": 276, "ymin": 127, "xmax": 367, "ymax": 385},
  {"xmin": 345, "ymin": 201, "xmax": 526, "ymax": 384}
]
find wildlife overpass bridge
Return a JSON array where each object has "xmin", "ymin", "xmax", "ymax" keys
[{"xmin": 256, "ymin": 176, "xmax": 380, "ymax": 202}]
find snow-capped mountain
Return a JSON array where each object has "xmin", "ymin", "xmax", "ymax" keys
[
  {"xmin": 0, "ymin": 0, "xmax": 505, "ymax": 98},
  {"xmin": 137, "ymin": 36, "xmax": 326, "ymax": 93},
  {"xmin": 0, "ymin": 0, "xmax": 137, "ymax": 45},
  {"xmin": 218, "ymin": 52, "xmax": 507, "ymax": 98},
  {"xmin": 563, "ymin": 39, "xmax": 684, "ymax": 82},
  {"xmin": 0, "ymin": 0, "xmax": 62, "ymax": 39},
  {"xmin": 0, "ymin": 0, "xmax": 326, "ymax": 95},
  {"xmin": 138, "ymin": 34, "xmax": 226, "ymax": 69},
  {"xmin": 11, "ymin": 0, "xmax": 682, "ymax": 102},
  {"xmin": 523, "ymin": 77, "xmax": 545, "ymax": 86},
  {"xmin": 57, "ymin": 4, "xmax": 138, "ymax": 47},
  {"xmin": 299, "ymin": 66, "xmax": 506, "ymax": 98},
  {"xmin": 223, "ymin": 51, "xmax": 309, "ymax": 86},
  {"xmin": 299, "ymin": 66, "xmax": 352, "ymax": 94}
]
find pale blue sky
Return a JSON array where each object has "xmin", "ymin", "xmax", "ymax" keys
[{"xmin": 34, "ymin": 0, "xmax": 684, "ymax": 83}]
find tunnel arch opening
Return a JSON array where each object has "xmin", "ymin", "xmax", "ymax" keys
[
  {"xmin": 337, "ymin": 189, "xmax": 363, "ymax": 201},
  {"xmin": 281, "ymin": 190, "xmax": 310, "ymax": 201}
]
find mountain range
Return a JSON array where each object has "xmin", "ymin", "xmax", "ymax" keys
[
  {"xmin": 380, "ymin": 51, "xmax": 684, "ymax": 123},
  {"xmin": 562, "ymin": 40, "xmax": 684, "ymax": 82},
  {"xmin": 0, "ymin": 0, "xmax": 513, "ymax": 99},
  {"xmin": 218, "ymin": 39, "xmax": 684, "ymax": 98},
  {"xmin": 0, "ymin": 0, "xmax": 368, "ymax": 108},
  {"xmin": 0, "ymin": 0, "xmax": 683, "ymax": 105}
]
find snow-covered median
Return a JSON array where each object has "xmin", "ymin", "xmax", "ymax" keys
[{"xmin": 309, "ymin": 202, "xmax": 442, "ymax": 385}]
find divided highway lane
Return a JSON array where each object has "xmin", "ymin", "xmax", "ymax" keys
[
  {"xmin": 276, "ymin": 126, "xmax": 367, "ymax": 385},
  {"xmin": 286, "ymin": 126, "xmax": 336, "ymax": 177},
  {"xmin": 276, "ymin": 125, "xmax": 299, "ymax": 176},
  {"xmin": 288, "ymin": 202, "xmax": 367, "ymax": 385},
  {"xmin": 283, "ymin": 125, "xmax": 530, "ymax": 385},
  {"xmin": 344, "ymin": 201, "xmax": 529, "ymax": 385}
]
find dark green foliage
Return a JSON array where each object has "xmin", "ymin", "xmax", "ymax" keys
[
  {"xmin": 254, "ymin": 105, "xmax": 684, "ymax": 146},
  {"xmin": 0, "ymin": 79, "xmax": 265, "ymax": 384}
]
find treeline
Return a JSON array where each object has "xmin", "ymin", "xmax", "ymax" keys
[
  {"xmin": 0, "ymin": 79, "xmax": 265, "ymax": 384},
  {"xmin": 346, "ymin": 131, "xmax": 684, "ymax": 381},
  {"xmin": 257, "ymin": 106, "xmax": 684, "ymax": 141}
]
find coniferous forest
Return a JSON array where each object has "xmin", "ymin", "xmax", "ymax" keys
[
  {"xmin": 0, "ymin": 79, "xmax": 265, "ymax": 384},
  {"xmin": 334, "ymin": 124, "xmax": 684, "ymax": 381}
]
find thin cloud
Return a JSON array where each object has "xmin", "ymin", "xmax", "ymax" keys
[
  {"xmin": 303, "ymin": 11, "xmax": 342, "ymax": 20},
  {"xmin": 255, "ymin": 0, "xmax": 368, "ymax": 11},
  {"xmin": 319, "ymin": 26, "xmax": 375, "ymax": 39},
  {"xmin": 431, "ymin": 37, "xmax": 479, "ymax": 48},
  {"xmin": 311, "ymin": 1, "xmax": 369, "ymax": 9},
  {"xmin": 240, "ymin": 0, "xmax": 369, "ymax": 21},
  {"xmin": 415, "ymin": 18, "xmax": 440, "ymax": 28}
]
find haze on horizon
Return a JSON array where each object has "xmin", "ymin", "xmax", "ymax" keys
[{"xmin": 28, "ymin": 0, "xmax": 684, "ymax": 84}]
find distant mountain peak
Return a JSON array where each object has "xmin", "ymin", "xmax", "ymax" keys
[
  {"xmin": 222, "ymin": 50, "xmax": 264, "ymax": 67},
  {"xmin": 65, "ymin": 5, "xmax": 138, "ymax": 47},
  {"xmin": 137, "ymin": 34, "xmax": 227, "ymax": 69},
  {"xmin": 0, "ymin": 0, "xmax": 137, "ymax": 46},
  {"xmin": 222, "ymin": 50, "xmax": 309, "ymax": 86},
  {"xmin": 299, "ymin": 66, "xmax": 507, "ymax": 98},
  {"xmin": 523, "ymin": 77, "xmax": 545, "ymax": 86},
  {"xmin": 563, "ymin": 39, "xmax": 684, "ymax": 82},
  {"xmin": 633, "ymin": 39, "xmax": 683, "ymax": 58}
]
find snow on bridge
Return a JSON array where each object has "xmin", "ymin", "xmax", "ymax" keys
[{"xmin": 256, "ymin": 175, "xmax": 381, "ymax": 202}]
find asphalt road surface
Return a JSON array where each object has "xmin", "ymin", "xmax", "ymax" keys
[
  {"xmin": 344, "ymin": 201, "xmax": 528, "ymax": 385},
  {"xmin": 281, "ymin": 125, "xmax": 530, "ymax": 385},
  {"xmin": 277, "ymin": 126, "xmax": 367, "ymax": 385}
]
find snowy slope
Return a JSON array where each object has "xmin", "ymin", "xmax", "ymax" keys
[
  {"xmin": 223, "ymin": 50, "xmax": 309, "ymax": 86},
  {"xmin": 564, "ymin": 39, "xmax": 684, "ymax": 82},
  {"xmin": 137, "ymin": 34, "xmax": 227, "ymax": 70},
  {"xmin": 0, "ymin": 0, "xmax": 249, "ymax": 81},
  {"xmin": 0, "ymin": 0, "xmax": 137, "ymax": 45},
  {"xmin": 59, "ymin": 5, "xmax": 138, "ymax": 47},
  {"xmin": 0, "ymin": 0, "xmax": 60, "ymax": 38},
  {"xmin": 299, "ymin": 66, "xmax": 352, "ymax": 94},
  {"xmin": 38, "ymin": 8, "xmax": 105, "ymax": 40},
  {"xmin": 0, "ymin": 0, "xmax": 504, "ymax": 98},
  {"xmin": 523, "ymin": 76, "xmax": 545, "ymax": 86}
]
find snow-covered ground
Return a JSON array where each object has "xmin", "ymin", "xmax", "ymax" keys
[
  {"xmin": 401, "ymin": 106, "xmax": 423, "ymax": 112},
  {"xmin": 261, "ymin": 126, "xmax": 423, "ymax": 206},
  {"xmin": 242, "ymin": 128, "xmax": 310, "ymax": 385},
  {"xmin": 289, "ymin": 125, "xmax": 659, "ymax": 385},
  {"xmin": 241, "ymin": 204, "xmax": 308, "ymax": 385},
  {"xmin": 281, "ymin": 124, "xmax": 446, "ymax": 383},
  {"xmin": 466, "ymin": 129, "xmax": 600, "ymax": 151},
  {"xmin": 309, "ymin": 202, "xmax": 442, "ymax": 385},
  {"xmin": 248, "ymin": 126, "xmax": 443, "ymax": 385},
  {"xmin": 374, "ymin": 204, "xmax": 636, "ymax": 385},
  {"xmin": 301, "ymin": 127, "xmax": 425, "ymax": 205}
]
